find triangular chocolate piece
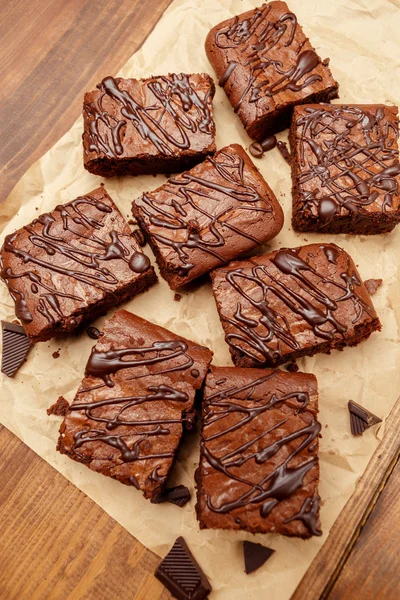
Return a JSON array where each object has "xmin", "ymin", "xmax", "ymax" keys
[
  {"xmin": 153, "ymin": 485, "xmax": 191, "ymax": 507},
  {"xmin": 243, "ymin": 541, "xmax": 275, "ymax": 574},
  {"xmin": 1, "ymin": 322, "xmax": 31, "ymax": 377},
  {"xmin": 155, "ymin": 536, "xmax": 212, "ymax": 600},
  {"xmin": 348, "ymin": 400, "xmax": 382, "ymax": 436}
]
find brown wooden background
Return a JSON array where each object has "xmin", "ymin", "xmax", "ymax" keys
[{"xmin": 0, "ymin": 1, "xmax": 399, "ymax": 599}]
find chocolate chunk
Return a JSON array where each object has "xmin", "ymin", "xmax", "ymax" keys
[
  {"xmin": 174, "ymin": 293, "xmax": 182, "ymax": 302},
  {"xmin": 364, "ymin": 278, "xmax": 382, "ymax": 295},
  {"xmin": 153, "ymin": 485, "xmax": 191, "ymax": 507},
  {"xmin": 87, "ymin": 326, "xmax": 100, "ymax": 339},
  {"xmin": 1, "ymin": 321, "xmax": 31, "ymax": 377},
  {"xmin": 155, "ymin": 536, "xmax": 212, "ymax": 600},
  {"xmin": 249, "ymin": 143, "xmax": 264, "ymax": 158},
  {"xmin": 243, "ymin": 541, "xmax": 275, "ymax": 574},
  {"xmin": 277, "ymin": 141, "xmax": 291, "ymax": 164},
  {"xmin": 47, "ymin": 396, "xmax": 70, "ymax": 416},
  {"xmin": 348, "ymin": 400, "xmax": 382, "ymax": 436}
]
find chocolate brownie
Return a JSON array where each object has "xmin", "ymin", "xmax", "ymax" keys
[
  {"xmin": 211, "ymin": 243, "xmax": 381, "ymax": 368},
  {"xmin": 83, "ymin": 73, "xmax": 216, "ymax": 177},
  {"xmin": 290, "ymin": 104, "xmax": 400, "ymax": 234},
  {"xmin": 58, "ymin": 309, "xmax": 213, "ymax": 501},
  {"xmin": 0, "ymin": 187, "xmax": 156, "ymax": 342},
  {"xmin": 132, "ymin": 144, "xmax": 284, "ymax": 289},
  {"xmin": 196, "ymin": 366, "xmax": 322, "ymax": 538},
  {"xmin": 205, "ymin": 1, "xmax": 339, "ymax": 140}
]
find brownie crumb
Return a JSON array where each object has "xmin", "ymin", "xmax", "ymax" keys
[
  {"xmin": 52, "ymin": 350, "xmax": 60, "ymax": 359},
  {"xmin": 174, "ymin": 293, "xmax": 182, "ymax": 302},
  {"xmin": 364, "ymin": 278, "xmax": 382, "ymax": 295},
  {"xmin": 322, "ymin": 58, "xmax": 330, "ymax": 67},
  {"xmin": 47, "ymin": 396, "xmax": 70, "ymax": 416},
  {"xmin": 286, "ymin": 361, "xmax": 299, "ymax": 372}
]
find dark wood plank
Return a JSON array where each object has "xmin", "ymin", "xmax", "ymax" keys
[
  {"xmin": 0, "ymin": 0, "xmax": 172, "ymax": 203},
  {"xmin": 291, "ymin": 397, "xmax": 400, "ymax": 600},
  {"xmin": 328, "ymin": 459, "xmax": 400, "ymax": 600},
  {"xmin": 0, "ymin": 424, "xmax": 171, "ymax": 600}
]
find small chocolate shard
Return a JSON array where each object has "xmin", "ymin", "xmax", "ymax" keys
[
  {"xmin": 155, "ymin": 536, "xmax": 212, "ymax": 600},
  {"xmin": 243, "ymin": 541, "xmax": 275, "ymax": 574},
  {"xmin": 174, "ymin": 293, "xmax": 182, "ymax": 302},
  {"xmin": 277, "ymin": 140, "xmax": 291, "ymax": 164},
  {"xmin": 153, "ymin": 485, "xmax": 191, "ymax": 507},
  {"xmin": 47, "ymin": 396, "xmax": 70, "ymax": 416},
  {"xmin": 1, "ymin": 321, "xmax": 31, "ymax": 377},
  {"xmin": 348, "ymin": 400, "xmax": 382, "ymax": 436},
  {"xmin": 364, "ymin": 278, "xmax": 382, "ymax": 295}
]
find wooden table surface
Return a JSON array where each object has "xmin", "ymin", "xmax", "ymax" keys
[{"xmin": 0, "ymin": 2, "xmax": 399, "ymax": 599}]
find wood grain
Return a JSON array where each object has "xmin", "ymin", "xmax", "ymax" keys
[
  {"xmin": 0, "ymin": 0, "xmax": 172, "ymax": 203},
  {"xmin": 292, "ymin": 397, "xmax": 400, "ymax": 600},
  {"xmin": 0, "ymin": 424, "xmax": 172, "ymax": 600},
  {"xmin": 329, "ymin": 459, "xmax": 400, "ymax": 600}
]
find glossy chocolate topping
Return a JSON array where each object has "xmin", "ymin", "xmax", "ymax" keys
[
  {"xmin": 292, "ymin": 104, "xmax": 400, "ymax": 223},
  {"xmin": 196, "ymin": 367, "xmax": 322, "ymax": 537},
  {"xmin": 211, "ymin": 243, "xmax": 380, "ymax": 367},
  {"xmin": 0, "ymin": 187, "xmax": 155, "ymax": 341},
  {"xmin": 58, "ymin": 310, "xmax": 212, "ymax": 500},
  {"xmin": 133, "ymin": 144, "xmax": 284, "ymax": 288},
  {"xmin": 83, "ymin": 73, "xmax": 215, "ymax": 161},
  {"xmin": 205, "ymin": 1, "xmax": 338, "ymax": 139}
]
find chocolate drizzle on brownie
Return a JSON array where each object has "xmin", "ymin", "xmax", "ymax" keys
[
  {"xmin": 221, "ymin": 246, "xmax": 372, "ymax": 365},
  {"xmin": 84, "ymin": 74, "xmax": 214, "ymax": 159},
  {"xmin": 1, "ymin": 194, "xmax": 152, "ymax": 327},
  {"xmin": 137, "ymin": 150, "xmax": 273, "ymax": 274},
  {"xmin": 215, "ymin": 5, "xmax": 322, "ymax": 109},
  {"xmin": 201, "ymin": 371, "xmax": 321, "ymax": 533},
  {"xmin": 295, "ymin": 105, "xmax": 400, "ymax": 222}
]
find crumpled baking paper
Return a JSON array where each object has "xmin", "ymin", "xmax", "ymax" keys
[{"xmin": 1, "ymin": 1, "xmax": 399, "ymax": 598}]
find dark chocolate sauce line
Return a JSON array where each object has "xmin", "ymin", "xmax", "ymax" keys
[
  {"xmin": 2, "ymin": 195, "xmax": 150, "ymax": 325},
  {"xmin": 202, "ymin": 379, "xmax": 320, "ymax": 534},
  {"xmin": 284, "ymin": 495, "xmax": 322, "ymax": 536},
  {"xmin": 85, "ymin": 74, "xmax": 213, "ymax": 158},
  {"xmin": 296, "ymin": 106, "xmax": 400, "ymax": 220},
  {"xmin": 86, "ymin": 340, "xmax": 193, "ymax": 387},
  {"xmin": 215, "ymin": 6, "xmax": 323, "ymax": 109},
  {"xmin": 222, "ymin": 247, "xmax": 372, "ymax": 364},
  {"xmin": 139, "ymin": 151, "xmax": 272, "ymax": 273}
]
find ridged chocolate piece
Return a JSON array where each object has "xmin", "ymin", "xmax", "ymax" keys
[
  {"xmin": 153, "ymin": 485, "xmax": 191, "ymax": 507},
  {"xmin": 1, "ymin": 321, "xmax": 31, "ymax": 377},
  {"xmin": 348, "ymin": 400, "xmax": 382, "ymax": 436},
  {"xmin": 155, "ymin": 536, "xmax": 212, "ymax": 600},
  {"xmin": 243, "ymin": 541, "xmax": 275, "ymax": 574}
]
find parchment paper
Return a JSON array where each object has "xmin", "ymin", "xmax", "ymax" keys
[{"xmin": 1, "ymin": 1, "xmax": 400, "ymax": 598}]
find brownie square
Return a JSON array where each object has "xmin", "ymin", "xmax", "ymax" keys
[
  {"xmin": 132, "ymin": 144, "xmax": 284, "ymax": 289},
  {"xmin": 205, "ymin": 1, "xmax": 339, "ymax": 140},
  {"xmin": 290, "ymin": 104, "xmax": 400, "ymax": 234},
  {"xmin": 211, "ymin": 243, "xmax": 381, "ymax": 368},
  {"xmin": 83, "ymin": 73, "xmax": 216, "ymax": 177},
  {"xmin": 196, "ymin": 366, "xmax": 322, "ymax": 538},
  {"xmin": 58, "ymin": 309, "xmax": 213, "ymax": 501},
  {"xmin": 0, "ymin": 187, "xmax": 157, "ymax": 342}
]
